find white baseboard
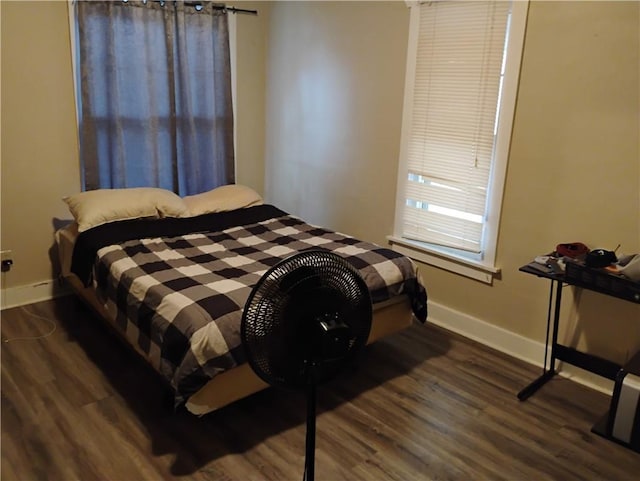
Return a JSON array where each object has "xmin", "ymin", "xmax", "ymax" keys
[
  {"xmin": 0, "ymin": 278, "xmax": 71, "ymax": 310},
  {"xmin": 427, "ymin": 300, "xmax": 614, "ymax": 395}
]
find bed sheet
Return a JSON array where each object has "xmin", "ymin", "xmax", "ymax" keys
[{"xmin": 69, "ymin": 205, "xmax": 428, "ymax": 406}]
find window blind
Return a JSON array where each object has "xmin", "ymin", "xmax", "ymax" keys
[{"xmin": 402, "ymin": 0, "xmax": 512, "ymax": 253}]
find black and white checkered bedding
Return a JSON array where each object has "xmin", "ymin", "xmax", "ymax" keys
[{"xmin": 73, "ymin": 205, "xmax": 427, "ymax": 406}]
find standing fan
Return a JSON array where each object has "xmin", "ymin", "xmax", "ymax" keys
[{"xmin": 241, "ymin": 249, "xmax": 373, "ymax": 481}]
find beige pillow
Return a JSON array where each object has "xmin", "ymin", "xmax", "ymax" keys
[
  {"xmin": 183, "ymin": 184, "xmax": 263, "ymax": 217},
  {"xmin": 63, "ymin": 187, "xmax": 188, "ymax": 232}
]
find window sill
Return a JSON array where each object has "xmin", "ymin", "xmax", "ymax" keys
[{"xmin": 387, "ymin": 236, "xmax": 500, "ymax": 284}]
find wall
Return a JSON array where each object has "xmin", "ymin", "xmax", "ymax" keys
[
  {"xmin": 498, "ymin": 1, "xmax": 640, "ymax": 362},
  {"xmin": 234, "ymin": 1, "xmax": 270, "ymax": 195},
  {"xmin": 0, "ymin": 0, "xmax": 269, "ymax": 304},
  {"xmin": 264, "ymin": 1, "xmax": 408, "ymax": 244},
  {"xmin": 1, "ymin": 1, "xmax": 80, "ymax": 293},
  {"xmin": 264, "ymin": 1, "xmax": 640, "ymax": 365}
]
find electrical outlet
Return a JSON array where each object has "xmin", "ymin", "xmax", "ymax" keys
[{"xmin": 1, "ymin": 250, "xmax": 14, "ymax": 272}]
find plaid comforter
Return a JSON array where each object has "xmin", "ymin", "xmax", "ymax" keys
[{"xmin": 72, "ymin": 205, "xmax": 427, "ymax": 406}]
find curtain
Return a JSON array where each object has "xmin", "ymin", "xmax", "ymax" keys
[{"xmin": 76, "ymin": 0, "xmax": 234, "ymax": 195}]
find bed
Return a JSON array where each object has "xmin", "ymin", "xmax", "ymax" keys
[{"xmin": 56, "ymin": 185, "xmax": 428, "ymax": 416}]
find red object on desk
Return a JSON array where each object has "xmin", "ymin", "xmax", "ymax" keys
[{"xmin": 556, "ymin": 242, "xmax": 589, "ymax": 258}]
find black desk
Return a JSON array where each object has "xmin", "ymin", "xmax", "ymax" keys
[{"xmin": 517, "ymin": 263, "xmax": 640, "ymax": 401}]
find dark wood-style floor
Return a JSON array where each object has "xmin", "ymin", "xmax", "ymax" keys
[{"xmin": 2, "ymin": 296, "xmax": 639, "ymax": 480}]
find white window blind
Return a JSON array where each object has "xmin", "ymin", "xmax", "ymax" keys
[{"xmin": 401, "ymin": 0, "xmax": 512, "ymax": 253}]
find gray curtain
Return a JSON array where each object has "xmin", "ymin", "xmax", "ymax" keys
[{"xmin": 76, "ymin": 0, "xmax": 234, "ymax": 195}]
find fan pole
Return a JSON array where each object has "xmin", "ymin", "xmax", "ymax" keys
[{"xmin": 303, "ymin": 364, "xmax": 317, "ymax": 481}]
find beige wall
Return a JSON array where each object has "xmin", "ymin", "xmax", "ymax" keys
[
  {"xmin": 2, "ymin": 1, "xmax": 639, "ymax": 363},
  {"xmin": 265, "ymin": 1, "xmax": 407, "ymax": 243},
  {"xmin": 498, "ymin": 1, "xmax": 640, "ymax": 361},
  {"xmin": 234, "ymin": 1, "xmax": 270, "ymax": 195},
  {"xmin": 264, "ymin": 1, "xmax": 640, "ymax": 363},
  {"xmin": 1, "ymin": 1, "xmax": 80, "ymax": 287},
  {"xmin": 0, "ymin": 0, "xmax": 269, "ymax": 292}
]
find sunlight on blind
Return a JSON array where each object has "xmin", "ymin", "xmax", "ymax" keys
[{"xmin": 402, "ymin": 1, "xmax": 511, "ymax": 253}]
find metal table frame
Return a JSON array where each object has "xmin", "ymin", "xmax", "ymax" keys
[{"xmin": 517, "ymin": 264, "xmax": 627, "ymax": 401}]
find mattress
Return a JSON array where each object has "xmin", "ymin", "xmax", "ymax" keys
[{"xmin": 56, "ymin": 205, "xmax": 427, "ymax": 414}]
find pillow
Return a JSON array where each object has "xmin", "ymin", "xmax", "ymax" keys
[
  {"xmin": 63, "ymin": 187, "xmax": 188, "ymax": 232},
  {"xmin": 183, "ymin": 184, "xmax": 263, "ymax": 217}
]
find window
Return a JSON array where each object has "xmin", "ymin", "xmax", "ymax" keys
[
  {"xmin": 71, "ymin": 0, "xmax": 235, "ymax": 195},
  {"xmin": 390, "ymin": 0, "xmax": 528, "ymax": 283}
]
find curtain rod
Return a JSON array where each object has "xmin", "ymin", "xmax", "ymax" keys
[
  {"xmin": 214, "ymin": 5, "xmax": 258, "ymax": 15},
  {"xmin": 188, "ymin": 3, "xmax": 258, "ymax": 15},
  {"xmin": 124, "ymin": 1, "xmax": 258, "ymax": 16}
]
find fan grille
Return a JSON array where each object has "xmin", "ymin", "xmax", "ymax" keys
[{"xmin": 241, "ymin": 250, "xmax": 372, "ymax": 389}]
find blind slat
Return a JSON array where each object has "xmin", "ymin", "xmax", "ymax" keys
[{"xmin": 402, "ymin": 207, "xmax": 483, "ymax": 252}]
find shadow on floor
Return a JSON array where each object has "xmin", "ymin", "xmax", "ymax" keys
[{"xmin": 52, "ymin": 295, "xmax": 450, "ymax": 476}]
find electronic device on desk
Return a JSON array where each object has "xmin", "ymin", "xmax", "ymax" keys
[{"xmin": 528, "ymin": 255, "xmax": 563, "ymax": 275}]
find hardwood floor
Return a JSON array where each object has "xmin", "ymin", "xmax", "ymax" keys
[{"xmin": 2, "ymin": 296, "xmax": 639, "ymax": 480}]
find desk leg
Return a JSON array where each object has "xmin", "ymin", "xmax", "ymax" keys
[
  {"xmin": 517, "ymin": 370, "xmax": 556, "ymax": 400},
  {"xmin": 518, "ymin": 279, "xmax": 562, "ymax": 401}
]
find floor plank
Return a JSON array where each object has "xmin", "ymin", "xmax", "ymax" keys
[{"xmin": 2, "ymin": 296, "xmax": 639, "ymax": 480}]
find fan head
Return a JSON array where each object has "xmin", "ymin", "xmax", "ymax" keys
[{"xmin": 241, "ymin": 249, "xmax": 372, "ymax": 389}]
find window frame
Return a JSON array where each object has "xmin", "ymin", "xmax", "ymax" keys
[{"xmin": 389, "ymin": 0, "xmax": 529, "ymax": 284}]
